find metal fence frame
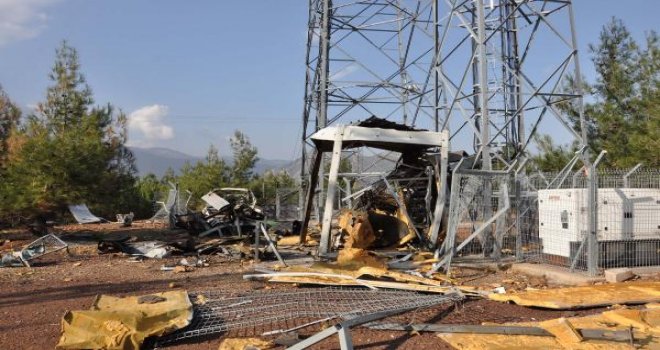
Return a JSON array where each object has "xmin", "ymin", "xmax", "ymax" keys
[
  {"xmin": 520, "ymin": 163, "xmax": 660, "ymax": 276},
  {"xmin": 434, "ymin": 162, "xmax": 659, "ymax": 277}
]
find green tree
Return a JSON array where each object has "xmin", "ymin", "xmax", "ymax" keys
[
  {"xmin": 0, "ymin": 41, "xmax": 137, "ymax": 218},
  {"xmin": 541, "ymin": 18, "xmax": 659, "ymax": 169},
  {"xmin": 530, "ymin": 134, "xmax": 579, "ymax": 172},
  {"xmin": 177, "ymin": 144, "xmax": 229, "ymax": 208},
  {"xmin": 250, "ymin": 170, "xmax": 296, "ymax": 205},
  {"xmin": 130, "ymin": 173, "xmax": 169, "ymax": 218},
  {"xmin": 160, "ymin": 167, "xmax": 177, "ymax": 186},
  {"xmin": 137, "ymin": 173, "xmax": 165, "ymax": 202},
  {"xmin": 229, "ymin": 130, "xmax": 258, "ymax": 186},
  {"xmin": 0, "ymin": 85, "xmax": 21, "ymax": 165}
]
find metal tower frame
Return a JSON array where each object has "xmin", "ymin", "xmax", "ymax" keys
[
  {"xmin": 433, "ymin": 0, "xmax": 588, "ymax": 170},
  {"xmin": 299, "ymin": 0, "xmax": 444, "ymax": 219},
  {"xmin": 299, "ymin": 0, "xmax": 590, "ymax": 231}
]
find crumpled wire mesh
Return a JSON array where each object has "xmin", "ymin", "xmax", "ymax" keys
[{"xmin": 155, "ymin": 287, "xmax": 462, "ymax": 347}]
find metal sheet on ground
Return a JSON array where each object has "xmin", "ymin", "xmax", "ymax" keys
[{"xmin": 439, "ymin": 305, "xmax": 660, "ymax": 350}]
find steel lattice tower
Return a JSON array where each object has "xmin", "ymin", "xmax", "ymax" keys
[{"xmin": 299, "ymin": 0, "xmax": 588, "ymax": 213}]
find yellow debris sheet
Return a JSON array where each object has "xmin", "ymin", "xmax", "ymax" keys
[
  {"xmin": 218, "ymin": 337, "xmax": 274, "ymax": 350},
  {"xmin": 439, "ymin": 304, "xmax": 660, "ymax": 350},
  {"xmin": 488, "ymin": 281, "xmax": 660, "ymax": 309},
  {"xmin": 277, "ymin": 236, "xmax": 318, "ymax": 246},
  {"xmin": 56, "ymin": 290, "xmax": 193, "ymax": 350},
  {"xmin": 336, "ymin": 248, "xmax": 387, "ymax": 268},
  {"xmin": 263, "ymin": 262, "xmax": 478, "ymax": 295}
]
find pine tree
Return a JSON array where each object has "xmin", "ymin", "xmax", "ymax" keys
[
  {"xmin": 229, "ymin": 130, "xmax": 258, "ymax": 186},
  {"xmin": 1, "ymin": 41, "xmax": 137, "ymax": 218},
  {"xmin": 530, "ymin": 134, "xmax": 579, "ymax": 172},
  {"xmin": 249, "ymin": 170, "xmax": 296, "ymax": 205},
  {"xmin": 538, "ymin": 18, "xmax": 659, "ymax": 170},
  {"xmin": 177, "ymin": 144, "xmax": 229, "ymax": 208},
  {"xmin": 0, "ymin": 85, "xmax": 21, "ymax": 166}
]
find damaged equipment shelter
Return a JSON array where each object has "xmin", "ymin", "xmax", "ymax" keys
[{"xmin": 300, "ymin": 117, "xmax": 456, "ymax": 255}]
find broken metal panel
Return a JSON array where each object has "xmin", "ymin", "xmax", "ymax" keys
[
  {"xmin": 193, "ymin": 186, "xmax": 265, "ymax": 239},
  {"xmin": 68, "ymin": 204, "xmax": 104, "ymax": 224},
  {"xmin": 1, "ymin": 233, "xmax": 69, "ymax": 267},
  {"xmin": 310, "ymin": 125, "xmax": 449, "ymax": 153},
  {"xmin": 201, "ymin": 192, "xmax": 230, "ymax": 211}
]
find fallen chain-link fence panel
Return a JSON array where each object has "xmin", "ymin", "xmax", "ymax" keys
[{"xmin": 154, "ymin": 288, "xmax": 463, "ymax": 347}]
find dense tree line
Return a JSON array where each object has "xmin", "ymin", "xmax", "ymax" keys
[{"xmin": 138, "ymin": 135, "xmax": 295, "ymax": 211}]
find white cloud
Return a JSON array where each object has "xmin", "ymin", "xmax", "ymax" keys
[
  {"xmin": 0, "ymin": 0, "xmax": 62, "ymax": 46},
  {"xmin": 128, "ymin": 105, "xmax": 174, "ymax": 144},
  {"xmin": 330, "ymin": 64, "xmax": 358, "ymax": 80}
]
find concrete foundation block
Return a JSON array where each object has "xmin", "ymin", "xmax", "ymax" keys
[
  {"xmin": 604, "ymin": 268, "xmax": 635, "ymax": 283},
  {"xmin": 510, "ymin": 263, "xmax": 603, "ymax": 286}
]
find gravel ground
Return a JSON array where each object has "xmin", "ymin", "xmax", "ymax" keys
[{"xmin": 0, "ymin": 224, "xmax": 612, "ymax": 350}]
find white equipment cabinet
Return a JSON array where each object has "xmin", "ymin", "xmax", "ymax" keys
[{"xmin": 538, "ymin": 188, "xmax": 660, "ymax": 259}]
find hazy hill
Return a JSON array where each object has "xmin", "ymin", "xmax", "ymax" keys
[{"xmin": 129, "ymin": 147, "xmax": 292, "ymax": 177}]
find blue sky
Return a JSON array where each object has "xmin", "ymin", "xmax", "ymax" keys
[{"xmin": 0, "ymin": 0, "xmax": 658, "ymax": 160}]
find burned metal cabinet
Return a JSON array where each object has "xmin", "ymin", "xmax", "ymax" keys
[{"xmin": 299, "ymin": 118, "xmax": 450, "ymax": 255}]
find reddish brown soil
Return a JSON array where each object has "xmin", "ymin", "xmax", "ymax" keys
[{"xmin": 0, "ymin": 224, "xmax": 614, "ymax": 350}]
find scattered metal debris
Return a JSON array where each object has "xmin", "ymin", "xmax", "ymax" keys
[
  {"xmin": 116, "ymin": 212, "xmax": 134, "ymax": 227},
  {"xmin": 285, "ymin": 292, "xmax": 460, "ymax": 350},
  {"xmin": 0, "ymin": 233, "xmax": 68, "ymax": 267},
  {"xmin": 98, "ymin": 238, "xmax": 174, "ymax": 259},
  {"xmin": 244, "ymin": 262, "xmax": 476, "ymax": 295},
  {"xmin": 365, "ymin": 322, "xmax": 633, "ymax": 341},
  {"xmin": 198, "ymin": 187, "xmax": 264, "ymax": 237},
  {"xmin": 67, "ymin": 204, "xmax": 106, "ymax": 224}
]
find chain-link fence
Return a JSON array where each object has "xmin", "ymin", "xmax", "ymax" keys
[
  {"xmin": 438, "ymin": 167, "xmax": 659, "ymax": 276},
  {"xmin": 435, "ymin": 170, "xmax": 517, "ymax": 273},
  {"xmin": 520, "ymin": 168, "xmax": 660, "ymax": 274}
]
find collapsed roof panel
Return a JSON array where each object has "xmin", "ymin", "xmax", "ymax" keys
[{"xmin": 310, "ymin": 121, "xmax": 447, "ymax": 153}]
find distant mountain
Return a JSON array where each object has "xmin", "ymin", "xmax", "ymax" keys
[
  {"xmin": 280, "ymin": 152, "xmax": 398, "ymax": 178},
  {"xmin": 130, "ymin": 147, "xmax": 200, "ymax": 177},
  {"xmin": 254, "ymin": 158, "xmax": 292, "ymax": 175},
  {"xmin": 129, "ymin": 147, "xmax": 293, "ymax": 177}
]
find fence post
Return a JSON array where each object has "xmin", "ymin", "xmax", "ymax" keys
[
  {"xmin": 623, "ymin": 163, "xmax": 642, "ymax": 188},
  {"xmin": 514, "ymin": 174, "xmax": 523, "ymax": 261},
  {"xmin": 587, "ymin": 151, "xmax": 607, "ymax": 276},
  {"xmin": 275, "ymin": 191, "xmax": 281, "ymax": 220},
  {"xmin": 514, "ymin": 159, "xmax": 527, "ymax": 262}
]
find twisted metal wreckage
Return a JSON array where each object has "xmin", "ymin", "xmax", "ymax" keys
[{"xmin": 298, "ymin": 116, "xmax": 511, "ymax": 276}]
